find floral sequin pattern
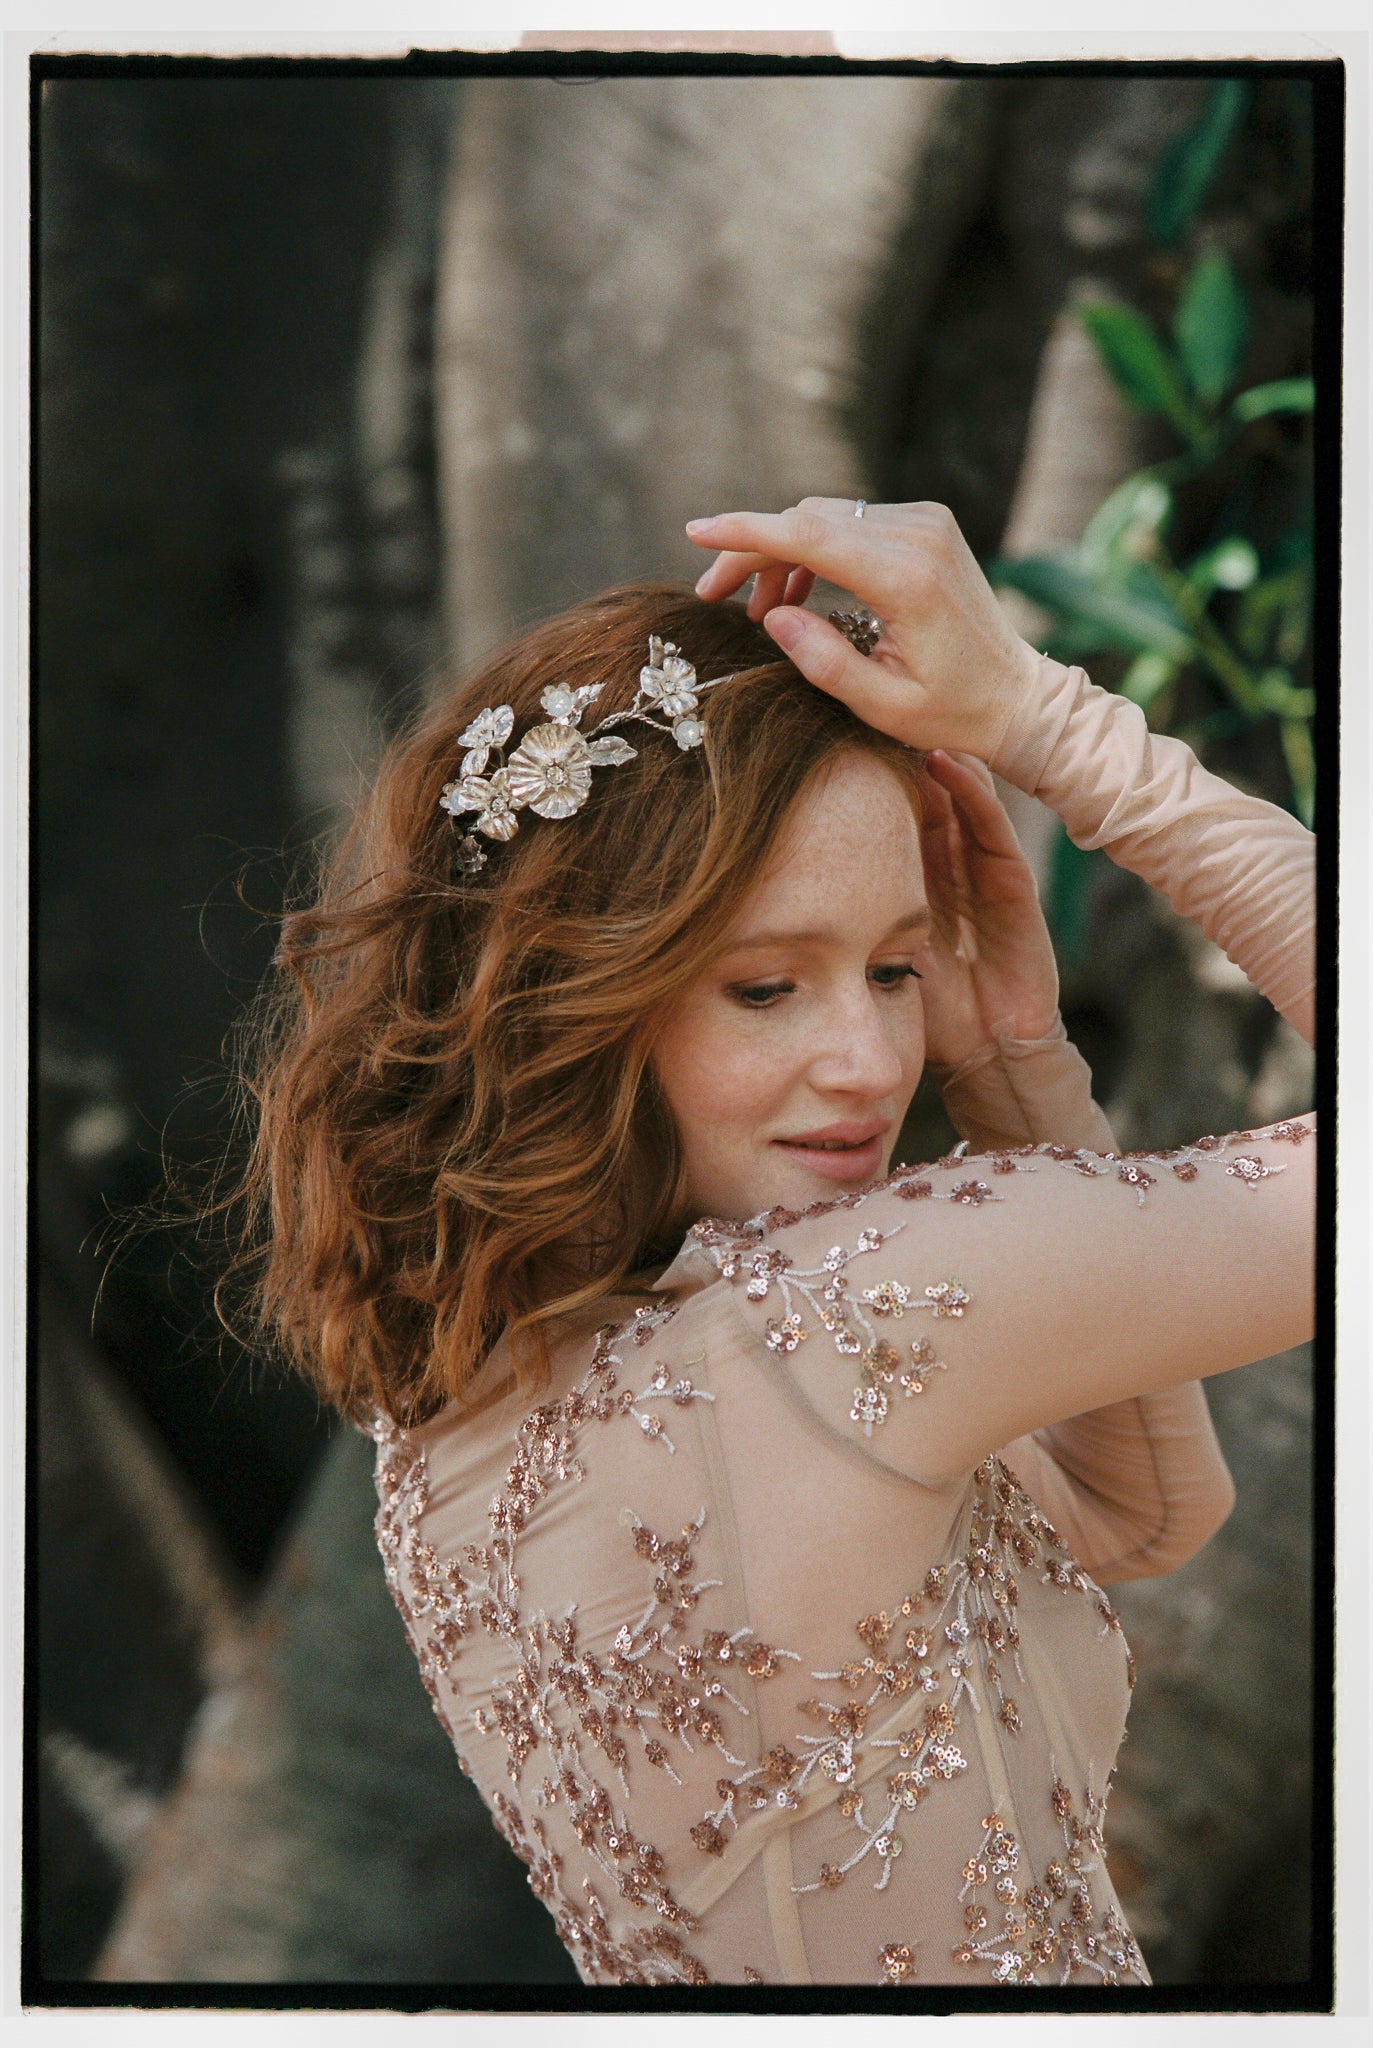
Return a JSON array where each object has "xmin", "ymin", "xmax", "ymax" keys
[
  {"xmin": 693, "ymin": 1124, "xmax": 1297, "ymax": 1438},
  {"xmin": 1030, "ymin": 1128, "xmax": 1293, "ymax": 1204},
  {"xmin": 370, "ymin": 1309, "xmax": 733, "ymax": 1986},
  {"xmin": 878, "ymin": 1939, "xmax": 917, "ymax": 1985},
  {"xmin": 694, "ymin": 1214, "xmax": 973, "ymax": 1438},
  {"xmin": 677, "ymin": 1457, "xmax": 1120, "ymax": 1915},
  {"xmin": 952, "ymin": 1778, "xmax": 1146, "ymax": 1985}
]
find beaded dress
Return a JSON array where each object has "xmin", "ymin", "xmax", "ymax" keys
[{"xmin": 370, "ymin": 659, "xmax": 1316, "ymax": 1987}]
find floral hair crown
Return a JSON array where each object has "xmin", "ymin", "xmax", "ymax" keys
[
  {"xmin": 438, "ymin": 610, "xmax": 881, "ymax": 873},
  {"xmin": 438, "ymin": 635, "xmax": 732, "ymax": 872}
]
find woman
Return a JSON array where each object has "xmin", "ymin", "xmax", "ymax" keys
[{"xmin": 238, "ymin": 498, "xmax": 1314, "ymax": 1987}]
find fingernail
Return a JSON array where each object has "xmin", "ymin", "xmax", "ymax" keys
[
  {"xmin": 764, "ymin": 608, "xmax": 804, "ymax": 651},
  {"xmin": 685, "ymin": 518, "xmax": 717, "ymax": 535},
  {"xmin": 694, "ymin": 572, "xmax": 712, "ymax": 595}
]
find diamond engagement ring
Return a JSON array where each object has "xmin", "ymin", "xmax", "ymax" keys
[{"xmin": 854, "ymin": 499, "xmax": 867, "ymax": 519}]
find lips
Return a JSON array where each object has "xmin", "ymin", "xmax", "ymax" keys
[{"xmin": 772, "ymin": 1120, "xmax": 889, "ymax": 1184}]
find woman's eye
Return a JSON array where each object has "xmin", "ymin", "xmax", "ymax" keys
[
  {"xmin": 727, "ymin": 979, "xmax": 796, "ymax": 1009},
  {"xmin": 870, "ymin": 963, "xmax": 923, "ymax": 989}
]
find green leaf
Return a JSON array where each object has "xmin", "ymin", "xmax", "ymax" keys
[
  {"xmin": 1255, "ymin": 671, "xmax": 1315, "ymax": 719},
  {"xmin": 988, "ymin": 554, "xmax": 1198, "ymax": 662},
  {"xmin": 1043, "ymin": 622, "xmax": 1120, "ymax": 665},
  {"xmin": 1279, "ymin": 717, "xmax": 1316, "ymax": 828},
  {"xmin": 1119, "ymin": 652, "xmax": 1177, "ymax": 708},
  {"xmin": 1232, "ymin": 377, "xmax": 1315, "ymax": 423},
  {"xmin": 1080, "ymin": 302, "xmax": 1206, "ymax": 446},
  {"xmin": 1149, "ymin": 80, "xmax": 1249, "ymax": 249},
  {"xmin": 1174, "ymin": 250, "xmax": 1250, "ymax": 405},
  {"xmin": 1047, "ymin": 825, "xmax": 1105, "ymax": 969},
  {"xmin": 1236, "ymin": 562, "xmax": 1311, "ymax": 662},
  {"xmin": 1186, "ymin": 537, "xmax": 1260, "ymax": 597},
  {"xmin": 1079, "ymin": 472, "xmax": 1173, "ymax": 578}
]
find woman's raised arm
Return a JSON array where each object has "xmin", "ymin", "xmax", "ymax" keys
[
  {"xmin": 688, "ymin": 498, "xmax": 1314, "ymax": 1044},
  {"xmin": 699, "ymin": 1112, "xmax": 1314, "ymax": 1487}
]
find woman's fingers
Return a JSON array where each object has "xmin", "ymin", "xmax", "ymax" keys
[
  {"xmin": 915, "ymin": 773, "xmax": 971, "ymax": 949},
  {"xmin": 927, "ymin": 746, "xmax": 997, "ymax": 795},
  {"xmin": 693, "ymin": 548, "xmax": 778, "ymax": 600},
  {"xmin": 924, "ymin": 750, "xmax": 1024, "ymax": 860},
  {"xmin": 690, "ymin": 500, "xmax": 1047, "ymax": 766},
  {"xmin": 761, "ymin": 605, "xmax": 924, "ymax": 743},
  {"xmin": 783, "ymin": 567, "xmax": 816, "ymax": 608},
  {"xmin": 687, "ymin": 506, "xmax": 899, "ymax": 607},
  {"xmin": 747, "ymin": 561, "xmax": 793, "ymax": 622},
  {"xmin": 915, "ymin": 763, "xmax": 959, "ymax": 891}
]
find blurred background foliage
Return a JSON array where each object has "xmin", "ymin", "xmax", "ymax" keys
[
  {"xmin": 32, "ymin": 60, "xmax": 1327, "ymax": 1997},
  {"xmin": 988, "ymin": 79, "xmax": 1316, "ymax": 963}
]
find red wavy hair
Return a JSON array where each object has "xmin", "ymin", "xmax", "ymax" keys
[{"xmin": 226, "ymin": 583, "xmax": 924, "ymax": 1424}]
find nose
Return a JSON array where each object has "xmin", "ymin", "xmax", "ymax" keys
[{"xmin": 807, "ymin": 983, "xmax": 910, "ymax": 1101}]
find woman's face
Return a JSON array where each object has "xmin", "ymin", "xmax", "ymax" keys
[{"xmin": 653, "ymin": 750, "xmax": 932, "ymax": 1225}]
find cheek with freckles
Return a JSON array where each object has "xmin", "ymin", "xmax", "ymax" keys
[
  {"xmin": 654, "ymin": 999, "xmax": 809, "ymax": 1212},
  {"xmin": 654, "ymin": 983, "xmax": 926, "ymax": 1225},
  {"xmin": 650, "ymin": 751, "xmax": 931, "ymax": 1225}
]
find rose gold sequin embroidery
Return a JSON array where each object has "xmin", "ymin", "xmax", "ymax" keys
[
  {"xmin": 1226, "ymin": 1155, "xmax": 1282, "ymax": 1185},
  {"xmin": 879, "ymin": 1940, "xmax": 916, "ymax": 1983},
  {"xmin": 368, "ymin": 1315, "xmax": 730, "ymax": 1986},
  {"xmin": 365, "ymin": 1102, "xmax": 1268, "ymax": 1982},
  {"xmin": 952, "ymin": 1780, "xmax": 1146, "ymax": 1985}
]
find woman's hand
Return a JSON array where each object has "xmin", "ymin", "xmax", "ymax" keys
[
  {"xmin": 916, "ymin": 749, "xmax": 1061, "ymax": 1067},
  {"xmin": 687, "ymin": 497, "xmax": 1045, "ymax": 764}
]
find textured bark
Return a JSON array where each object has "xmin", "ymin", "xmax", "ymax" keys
[
  {"xmin": 36, "ymin": 1287, "xmax": 247, "ymax": 1980},
  {"xmin": 95, "ymin": 1427, "xmax": 575, "ymax": 1985},
  {"xmin": 434, "ymin": 73, "xmax": 964, "ymax": 668},
  {"xmin": 1057, "ymin": 866, "xmax": 1316, "ymax": 1984}
]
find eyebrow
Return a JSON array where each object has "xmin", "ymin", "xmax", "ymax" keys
[{"xmin": 717, "ymin": 906, "xmax": 935, "ymax": 953}]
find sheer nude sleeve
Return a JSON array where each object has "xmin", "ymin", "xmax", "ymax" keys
[
  {"xmin": 989, "ymin": 658, "xmax": 1315, "ymax": 1044},
  {"xmin": 998, "ymin": 1393, "xmax": 1236, "ymax": 1584},
  {"xmin": 933, "ymin": 1025, "xmax": 1238, "ymax": 1580},
  {"xmin": 703, "ymin": 1111, "xmax": 1313, "ymax": 1486},
  {"xmin": 929, "ymin": 1018, "xmax": 1116, "ymax": 1158}
]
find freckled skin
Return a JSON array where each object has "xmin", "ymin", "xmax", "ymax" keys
[{"xmin": 653, "ymin": 752, "xmax": 930, "ymax": 1224}]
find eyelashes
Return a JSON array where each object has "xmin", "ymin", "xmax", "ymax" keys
[
  {"xmin": 727, "ymin": 980, "xmax": 796, "ymax": 1009},
  {"xmin": 727, "ymin": 965, "xmax": 922, "ymax": 1010}
]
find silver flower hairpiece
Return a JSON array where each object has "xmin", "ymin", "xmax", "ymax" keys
[{"xmin": 438, "ymin": 635, "xmax": 733, "ymax": 872}]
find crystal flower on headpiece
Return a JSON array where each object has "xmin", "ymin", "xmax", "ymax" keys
[{"xmin": 439, "ymin": 635, "xmax": 732, "ymax": 871}]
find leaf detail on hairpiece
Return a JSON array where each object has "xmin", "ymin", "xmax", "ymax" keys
[
  {"xmin": 586, "ymin": 736, "xmax": 637, "ymax": 766},
  {"xmin": 439, "ymin": 776, "xmax": 487, "ymax": 815}
]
